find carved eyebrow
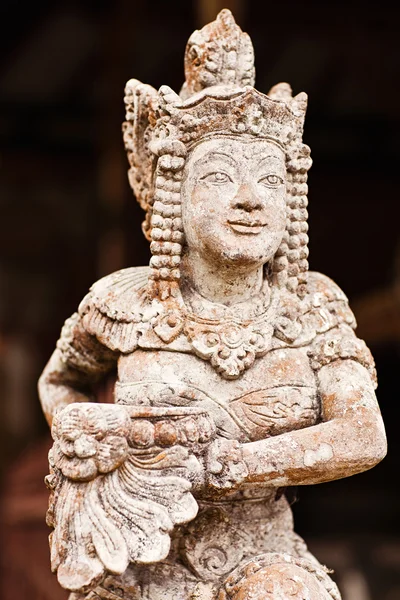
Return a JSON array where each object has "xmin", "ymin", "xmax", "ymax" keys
[
  {"xmin": 195, "ymin": 151, "xmax": 238, "ymax": 166},
  {"xmin": 256, "ymin": 154, "xmax": 286, "ymax": 170},
  {"xmin": 256, "ymin": 153, "xmax": 285, "ymax": 162}
]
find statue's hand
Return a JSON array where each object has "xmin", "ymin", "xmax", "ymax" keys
[
  {"xmin": 50, "ymin": 403, "xmax": 131, "ymax": 481},
  {"xmin": 206, "ymin": 438, "xmax": 248, "ymax": 492}
]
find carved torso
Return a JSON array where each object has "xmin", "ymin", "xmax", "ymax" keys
[
  {"xmin": 50, "ymin": 265, "xmax": 377, "ymax": 598},
  {"xmin": 116, "ymin": 347, "xmax": 319, "ymax": 444},
  {"xmin": 106, "ymin": 343, "xmax": 322, "ymax": 595},
  {"xmin": 57, "ymin": 265, "xmax": 377, "ymax": 459}
]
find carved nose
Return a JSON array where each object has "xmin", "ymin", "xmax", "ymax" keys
[{"xmin": 232, "ymin": 184, "xmax": 262, "ymax": 212}]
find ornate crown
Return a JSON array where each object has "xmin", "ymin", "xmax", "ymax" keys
[{"xmin": 123, "ymin": 9, "xmax": 308, "ymax": 217}]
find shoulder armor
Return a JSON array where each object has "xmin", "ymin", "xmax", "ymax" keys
[
  {"xmin": 301, "ymin": 272, "xmax": 376, "ymax": 385},
  {"xmin": 299, "ymin": 271, "xmax": 356, "ymax": 339},
  {"xmin": 306, "ymin": 271, "xmax": 349, "ymax": 305},
  {"xmin": 274, "ymin": 272, "xmax": 355, "ymax": 344},
  {"xmin": 79, "ymin": 266, "xmax": 150, "ymax": 353}
]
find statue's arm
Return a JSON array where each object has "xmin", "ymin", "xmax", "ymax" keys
[
  {"xmin": 38, "ymin": 312, "xmax": 118, "ymax": 427},
  {"xmin": 208, "ymin": 359, "xmax": 387, "ymax": 490}
]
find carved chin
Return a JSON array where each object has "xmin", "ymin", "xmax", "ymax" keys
[{"xmin": 207, "ymin": 234, "xmax": 284, "ymax": 267}]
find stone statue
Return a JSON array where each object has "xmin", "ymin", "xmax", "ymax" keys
[{"xmin": 38, "ymin": 10, "xmax": 387, "ymax": 600}]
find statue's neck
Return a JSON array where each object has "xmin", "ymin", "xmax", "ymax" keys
[{"xmin": 180, "ymin": 252, "xmax": 266, "ymax": 307}]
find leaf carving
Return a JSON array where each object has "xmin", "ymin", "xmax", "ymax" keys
[
  {"xmin": 57, "ymin": 507, "xmax": 104, "ymax": 592},
  {"xmin": 47, "ymin": 402, "xmax": 214, "ymax": 593},
  {"xmin": 85, "ymin": 481, "xmax": 129, "ymax": 574},
  {"xmin": 49, "ymin": 448, "xmax": 200, "ymax": 593},
  {"xmin": 229, "ymin": 386, "xmax": 319, "ymax": 440}
]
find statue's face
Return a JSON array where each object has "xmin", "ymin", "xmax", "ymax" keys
[{"xmin": 181, "ymin": 137, "xmax": 287, "ymax": 269}]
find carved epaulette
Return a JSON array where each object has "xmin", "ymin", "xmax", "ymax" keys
[
  {"xmin": 298, "ymin": 271, "xmax": 356, "ymax": 341},
  {"xmin": 79, "ymin": 266, "xmax": 150, "ymax": 353},
  {"xmin": 57, "ymin": 312, "xmax": 117, "ymax": 374},
  {"xmin": 308, "ymin": 326, "xmax": 377, "ymax": 387},
  {"xmin": 299, "ymin": 272, "xmax": 376, "ymax": 385}
]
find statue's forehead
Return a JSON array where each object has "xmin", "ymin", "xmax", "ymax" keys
[{"xmin": 189, "ymin": 137, "xmax": 285, "ymax": 163}]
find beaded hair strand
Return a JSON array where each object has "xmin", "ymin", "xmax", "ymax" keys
[
  {"xmin": 148, "ymin": 140, "xmax": 187, "ymax": 300},
  {"xmin": 271, "ymin": 143, "xmax": 312, "ymax": 299}
]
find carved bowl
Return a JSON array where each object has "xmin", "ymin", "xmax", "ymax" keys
[{"xmin": 125, "ymin": 405, "xmax": 216, "ymax": 454}]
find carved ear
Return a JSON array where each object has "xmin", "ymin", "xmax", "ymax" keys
[{"xmin": 123, "ymin": 79, "xmax": 160, "ymax": 213}]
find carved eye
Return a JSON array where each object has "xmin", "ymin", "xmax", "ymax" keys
[
  {"xmin": 201, "ymin": 172, "xmax": 233, "ymax": 185},
  {"xmin": 259, "ymin": 174, "xmax": 283, "ymax": 188}
]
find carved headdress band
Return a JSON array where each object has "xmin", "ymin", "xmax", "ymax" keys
[{"xmin": 123, "ymin": 9, "xmax": 312, "ymax": 301}]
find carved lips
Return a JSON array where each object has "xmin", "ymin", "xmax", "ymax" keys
[{"xmin": 227, "ymin": 219, "xmax": 267, "ymax": 234}]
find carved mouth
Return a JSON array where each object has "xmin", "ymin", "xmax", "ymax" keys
[{"xmin": 228, "ymin": 220, "xmax": 267, "ymax": 235}]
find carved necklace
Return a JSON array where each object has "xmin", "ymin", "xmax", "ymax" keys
[{"xmin": 153, "ymin": 279, "xmax": 279, "ymax": 380}]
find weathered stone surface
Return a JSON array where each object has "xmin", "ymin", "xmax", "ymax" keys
[{"xmin": 38, "ymin": 9, "xmax": 387, "ymax": 600}]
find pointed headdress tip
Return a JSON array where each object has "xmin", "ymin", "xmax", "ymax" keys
[
  {"xmin": 181, "ymin": 8, "xmax": 255, "ymax": 99},
  {"xmin": 216, "ymin": 8, "xmax": 236, "ymax": 25}
]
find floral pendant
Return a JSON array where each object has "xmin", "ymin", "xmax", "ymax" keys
[{"xmin": 184, "ymin": 317, "xmax": 274, "ymax": 379}]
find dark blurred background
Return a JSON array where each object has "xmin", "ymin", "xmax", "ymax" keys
[{"xmin": 1, "ymin": 1, "xmax": 399, "ymax": 598}]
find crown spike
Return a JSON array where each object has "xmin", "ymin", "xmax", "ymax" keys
[
  {"xmin": 268, "ymin": 82, "xmax": 293, "ymax": 101},
  {"xmin": 292, "ymin": 91, "xmax": 308, "ymax": 116},
  {"xmin": 159, "ymin": 85, "xmax": 182, "ymax": 111}
]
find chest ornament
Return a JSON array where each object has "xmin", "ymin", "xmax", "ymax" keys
[
  {"xmin": 183, "ymin": 317, "xmax": 273, "ymax": 379},
  {"xmin": 150, "ymin": 284, "xmax": 279, "ymax": 380},
  {"xmin": 80, "ymin": 268, "xmax": 366, "ymax": 384}
]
